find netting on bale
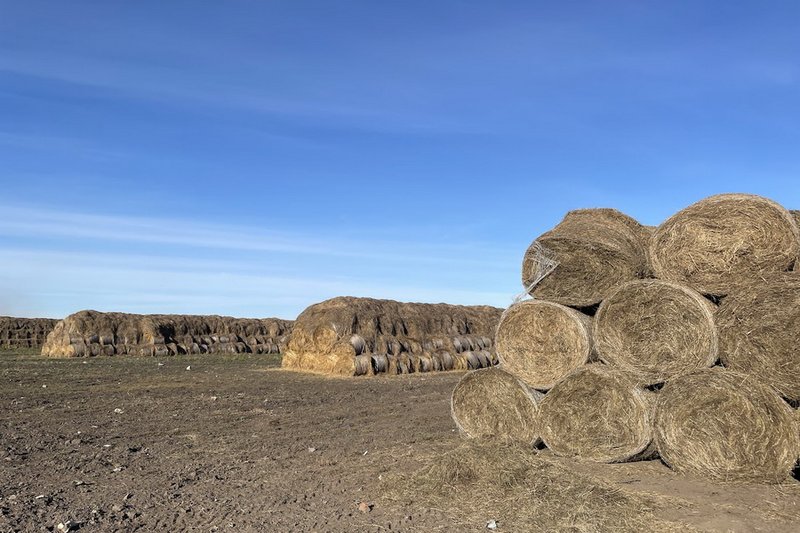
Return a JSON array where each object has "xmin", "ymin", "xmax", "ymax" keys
[
  {"xmin": 654, "ymin": 367, "xmax": 799, "ymax": 483},
  {"xmin": 451, "ymin": 367, "xmax": 543, "ymax": 445},
  {"xmin": 650, "ymin": 193, "xmax": 800, "ymax": 296},
  {"xmin": 716, "ymin": 277, "xmax": 800, "ymax": 403},
  {"xmin": 41, "ymin": 310, "xmax": 293, "ymax": 357},
  {"xmin": 593, "ymin": 279, "xmax": 717, "ymax": 385},
  {"xmin": 0, "ymin": 317, "xmax": 58, "ymax": 350},
  {"xmin": 281, "ymin": 296, "xmax": 502, "ymax": 376},
  {"xmin": 521, "ymin": 208, "xmax": 650, "ymax": 307},
  {"xmin": 537, "ymin": 364, "xmax": 656, "ymax": 463},
  {"xmin": 495, "ymin": 300, "xmax": 593, "ymax": 391}
]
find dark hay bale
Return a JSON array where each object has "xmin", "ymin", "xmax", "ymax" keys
[
  {"xmin": 650, "ymin": 193, "xmax": 800, "ymax": 296},
  {"xmin": 593, "ymin": 279, "xmax": 717, "ymax": 385},
  {"xmin": 281, "ymin": 296, "xmax": 502, "ymax": 375},
  {"xmin": 655, "ymin": 368, "xmax": 799, "ymax": 482},
  {"xmin": 451, "ymin": 368, "xmax": 542, "ymax": 445},
  {"xmin": 521, "ymin": 209, "xmax": 649, "ymax": 307},
  {"xmin": 538, "ymin": 365, "xmax": 655, "ymax": 463},
  {"xmin": 496, "ymin": 300, "xmax": 593, "ymax": 391},
  {"xmin": 716, "ymin": 278, "xmax": 800, "ymax": 402}
]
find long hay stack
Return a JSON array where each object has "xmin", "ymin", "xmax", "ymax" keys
[
  {"xmin": 0, "ymin": 317, "xmax": 58, "ymax": 350},
  {"xmin": 281, "ymin": 296, "xmax": 502, "ymax": 376},
  {"xmin": 41, "ymin": 310, "xmax": 293, "ymax": 357},
  {"xmin": 450, "ymin": 192, "xmax": 800, "ymax": 483}
]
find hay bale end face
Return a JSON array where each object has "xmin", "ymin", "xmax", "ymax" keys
[
  {"xmin": 654, "ymin": 368, "xmax": 799, "ymax": 483},
  {"xmin": 650, "ymin": 193, "xmax": 800, "ymax": 296},
  {"xmin": 496, "ymin": 300, "xmax": 593, "ymax": 391},
  {"xmin": 521, "ymin": 208, "xmax": 649, "ymax": 307},
  {"xmin": 593, "ymin": 279, "xmax": 717, "ymax": 385},
  {"xmin": 537, "ymin": 365, "xmax": 655, "ymax": 463},
  {"xmin": 717, "ymin": 278, "xmax": 800, "ymax": 402},
  {"xmin": 451, "ymin": 367, "xmax": 542, "ymax": 445},
  {"xmin": 281, "ymin": 297, "xmax": 503, "ymax": 376}
]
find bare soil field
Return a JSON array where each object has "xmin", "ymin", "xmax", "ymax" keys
[{"xmin": 1, "ymin": 352, "xmax": 798, "ymax": 532}]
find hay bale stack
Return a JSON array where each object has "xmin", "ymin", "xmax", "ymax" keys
[
  {"xmin": 451, "ymin": 367, "xmax": 543, "ymax": 445},
  {"xmin": 521, "ymin": 209, "xmax": 649, "ymax": 307},
  {"xmin": 654, "ymin": 368, "xmax": 799, "ymax": 482},
  {"xmin": 650, "ymin": 193, "xmax": 800, "ymax": 296},
  {"xmin": 41, "ymin": 310, "xmax": 293, "ymax": 357},
  {"xmin": 495, "ymin": 300, "xmax": 593, "ymax": 391},
  {"xmin": 0, "ymin": 317, "xmax": 58, "ymax": 350},
  {"xmin": 281, "ymin": 296, "xmax": 502, "ymax": 375},
  {"xmin": 593, "ymin": 280, "xmax": 717, "ymax": 385},
  {"xmin": 716, "ymin": 278, "xmax": 800, "ymax": 402},
  {"xmin": 537, "ymin": 365, "xmax": 655, "ymax": 463}
]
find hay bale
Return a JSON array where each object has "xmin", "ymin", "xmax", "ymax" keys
[
  {"xmin": 281, "ymin": 296, "xmax": 502, "ymax": 375},
  {"xmin": 716, "ymin": 278, "xmax": 800, "ymax": 402},
  {"xmin": 538, "ymin": 365, "xmax": 655, "ymax": 463},
  {"xmin": 654, "ymin": 367, "xmax": 799, "ymax": 482},
  {"xmin": 650, "ymin": 193, "xmax": 800, "ymax": 296},
  {"xmin": 593, "ymin": 279, "xmax": 717, "ymax": 385},
  {"xmin": 0, "ymin": 317, "xmax": 58, "ymax": 350},
  {"xmin": 495, "ymin": 300, "xmax": 593, "ymax": 391},
  {"xmin": 521, "ymin": 209, "xmax": 649, "ymax": 307},
  {"xmin": 451, "ymin": 368, "xmax": 543, "ymax": 445}
]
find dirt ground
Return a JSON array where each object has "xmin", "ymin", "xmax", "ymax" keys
[{"xmin": 1, "ymin": 352, "xmax": 798, "ymax": 532}]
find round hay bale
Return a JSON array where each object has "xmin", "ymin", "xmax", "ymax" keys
[
  {"xmin": 451, "ymin": 367, "xmax": 543, "ymax": 445},
  {"xmin": 593, "ymin": 279, "xmax": 717, "ymax": 385},
  {"xmin": 522, "ymin": 209, "xmax": 649, "ymax": 307},
  {"xmin": 371, "ymin": 354, "xmax": 389, "ymax": 374},
  {"xmin": 417, "ymin": 353, "xmax": 432, "ymax": 372},
  {"xmin": 464, "ymin": 351, "xmax": 482, "ymax": 370},
  {"xmin": 496, "ymin": 300, "xmax": 593, "ymax": 390},
  {"xmin": 452, "ymin": 352, "xmax": 469, "ymax": 371},
  {"xmin": 354, "ymin": 354, "xmax": 372, "ymax": 376},
  {"xmin": 538, "ymin": 365, "xmax": 654, "ymax": 463},
  {"xmin": 716, "ymin": 278, "xmax": 800, "ymax": 402},
  {"xmin": 654, "ymin": 368, "xmax": 799, "ymax": 482},
  {"xmin": 650, "ymin": 193, "xmax": 800, "ymax": 296},
  {"xmin": 435, "ymin": 350, "xmax": 454, "ymax": 371}
]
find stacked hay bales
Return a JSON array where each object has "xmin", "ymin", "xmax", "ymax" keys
[
  {"xmin": 41, "ymin": 310, "xmax": 293, "ymax": 357},
  {"xmin": 0, "ymin": 317, "xmax": 58, "ymax": 350},
  {"xmin": 281, "ymin": 296, "xmax": 502, "ymax": 376},
  {"xmin": 452, "ymin": 192, "xmax": 800, "ymax": 483}
]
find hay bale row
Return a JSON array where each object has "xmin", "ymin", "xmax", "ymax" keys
[
  {"xmin": 451, "ymin": 193, "xmax": 800, "ymax": 483},
  {"xmin": 281, "ymin": 296, "xmax": 502, "ymax": 375},
  {"xmin": 41, "ymin": 310, "xmax": 293, "ymax": 357},
  {"xmin": 0, "ymin": 317, "xmax": 58, "ymax": 349}
]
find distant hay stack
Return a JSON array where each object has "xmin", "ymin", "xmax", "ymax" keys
[
  {"xmin": 41, "ymin": 310, "xmax": 292, "ymax": 357},
  {"xmin": 650, "ymin": 193, "xmax": 800, "ymax": 296},
  {"xmin": 593, "ymin": 280, "xmax": 717, "ymax": 385},
  {"xmin": 281, "ymin": 296, "xmax": 502, "ymax": 376},
  {"xmin": 0, "ymin": 317, "xmax": 58, "ymax": 350},
  {"xmin": 521, "ymin": 208, "xmax": 649, "ymax": 307},
  {"xmin": 537, "ymin": 365, "xmax": 655, "ymax": 463},
  {"xmin": 495, "ymin": 300, "xmax": 593, "ymax": 391},
  {"xmin": 451, "ymin": 368, "xmax": 543, "ymax": 445},
  {"xmin": 716, "ymin": 278, "xmax": 800, "ymax": 402},
  {"xmin": 654, "ymin": 368, "xmax": 799, "ymax": 483}
]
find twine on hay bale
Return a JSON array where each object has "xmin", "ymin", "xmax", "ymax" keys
[
  {"xmin": 654, "ymin": 367, "xmax": 800, "ymax": 483},
  {"xmin": 451, "ymin": 367, "xmax": 543, "ymax": 445},
  {"xmin": 521, "ymin": 208, "xmax": 649, "ymax": 307},
  {"xmin": 495, "ymin": 300, "xmax": 593, "ymax": 391},
  {"xmin": 537, "ymin": 365, "xmax": 655, "ymax": 463},
  {"xmin": 716, "ymin": 277, "xmax": 800, "ymax": 402},
  {"xmin": 593, "ymin": 279, "xmax": 717, "ymax": 385},
  {"xmin": 650, "ymin": 193, "xmax": 800, "ymax": 296}
]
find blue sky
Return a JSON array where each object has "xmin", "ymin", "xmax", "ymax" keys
[{"xmin": 1, "ymin": 1, "xmax": 799, "ymax": 319}]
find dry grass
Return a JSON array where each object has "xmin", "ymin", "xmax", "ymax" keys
[
  {"xmin": 650, "ymin": 193, "xmax": 800, "ymax": 296},
  {"xmin": 382, "ymin": 439, "xmax": 693, "ymax": 532},
  {"xmin": 521, "ymin": 208, "xmax": 649, "ymax": 307},
  {"xmin": 594, "ymin": 279, "xmax": 717, "ymax": 385},
  {"xmin": 496, "ymin": 300, "xmax": 593, "ymax": 390},
  {"xmin": 654, "ymin": 367, "xmax": 800, "ymax": 483}
]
